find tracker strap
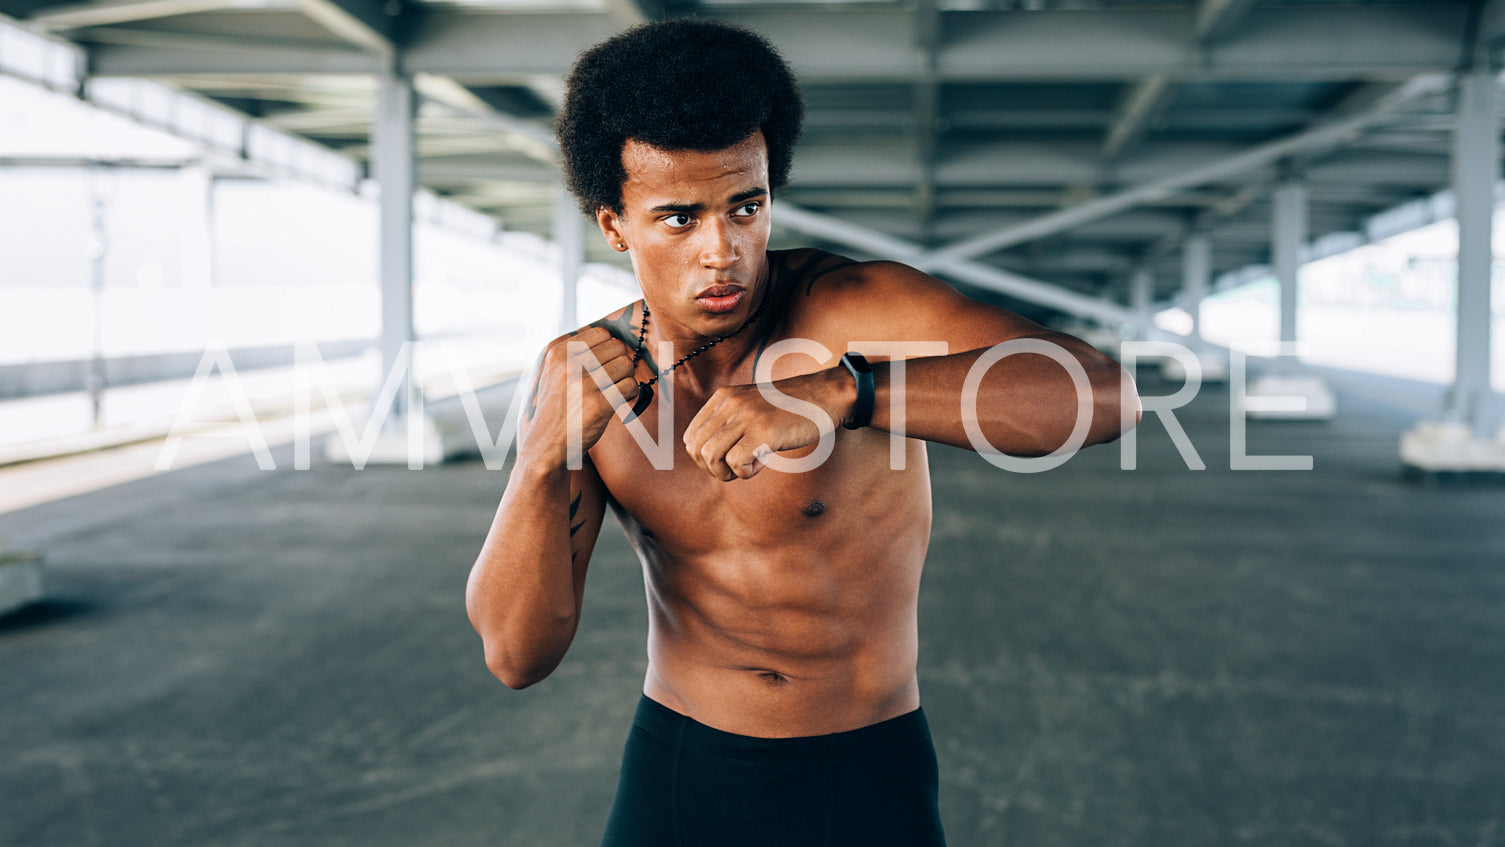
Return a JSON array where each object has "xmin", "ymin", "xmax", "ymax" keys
[{"xmin": 840, "ymin": 352, "xmax": 874, "ymax": 430}]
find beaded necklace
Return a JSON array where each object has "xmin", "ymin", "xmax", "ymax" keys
[{"xmin": 625, "ymin": 283, "xmax": 770, "ymax": 420}]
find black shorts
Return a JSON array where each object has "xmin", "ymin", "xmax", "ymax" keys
[{"xmin": 599, "ymin": 694, "xmax": 947, "ymax": 847}]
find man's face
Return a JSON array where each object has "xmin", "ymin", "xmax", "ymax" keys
[{"xmin": 597, "ymin": 130, "xmax": 773, "ymax": 340}]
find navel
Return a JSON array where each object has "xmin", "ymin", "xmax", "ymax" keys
[{"xmin": 802, "ymin": 498, "xmax": 826, "ymax": 518}]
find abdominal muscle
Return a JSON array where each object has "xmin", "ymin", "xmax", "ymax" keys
[
  {"xmin": 635, "ymin": 511, "xmax": 930, "ymax": 738},
  {"xmin": 596, "ymin": 418, "xmax": 935, "ymax": 738}
]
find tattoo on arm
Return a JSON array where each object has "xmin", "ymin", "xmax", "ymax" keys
[
  {"xmin": 523, "ymin": 375, "xmax": 541, "ymax": 423},
  {"xmin": 785, "ymin": 249, "xmax": 861, "ymax": 298},
  {"xmin": 804, "ymin": 258, "xmax": 860, "ymax": 297},
  {"xmin": 590, "ymin": 304, "xmax": 656, "ymax": 371},
  {"xmin": 568, "ymin": 491, "xmax": 584, "ymax": 563}
]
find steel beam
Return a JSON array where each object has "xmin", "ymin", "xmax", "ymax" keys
[
  {"xmin": 1194, "ymin": 0, "xmax": 1258, "ymax": 43},
  {"xmin": 78, "ymin": 6, "xmax": 1471, "ymax": 81},
  {"xmin": 1103, "ymin": 76, "xmax": 1172, "ymax": 162},
  {"xmin": 923, "ymin": 74, "xmax": 1447, "ymax": 263},
  {"xmin": 30, "ymin": 0, "xmax": 251, "ymax": 30},
  {"xmin": 89, "ymin": 40, "xmax": 381, "ymax": 75},
  {"xmin": 773, "ymin": 203, "xmax": 1138, "ymax": 327},
  {"xmin": 412, "ymin": 73, "xmax": 558, "ymax": 164},
  {"xmin": 294, "ymin": 0, "xmax": 395, "ymax": 55}
]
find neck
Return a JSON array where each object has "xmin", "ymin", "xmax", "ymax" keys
[{"xmin": 638, "ymin": 259, "xmax": 775, "ymax": 386}]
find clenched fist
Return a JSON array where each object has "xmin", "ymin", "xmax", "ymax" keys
[
  {"xmin": 682, "ymin": 367, "xmax": 853, "ymax": 482},
  {"xmin": 522, "ymin": 326, "xmax": 641, "ymax": 468}
]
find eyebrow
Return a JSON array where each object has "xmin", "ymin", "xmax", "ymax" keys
[{"xmin": 650, "ymin": 187, "xmax": 768, "ymax": 214}]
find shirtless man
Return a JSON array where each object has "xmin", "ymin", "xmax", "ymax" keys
[{"xmin": 466, "ymin": 19, "xmax": 1140, "ymax": 846}]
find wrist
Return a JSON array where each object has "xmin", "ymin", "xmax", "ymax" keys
[
  {"xmin": 514, "ymin": 444, "xmax": 573, "ymax": 481},
  {"xmin": 838, "ymin": 352, "xmax": 874, "ymax": 429}
]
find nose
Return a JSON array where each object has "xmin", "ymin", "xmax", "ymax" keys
[{"xmin": 698, "ymin": 217, "xmax": 738, "ymax": 271}]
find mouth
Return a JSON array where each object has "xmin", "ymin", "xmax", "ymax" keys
[{"xmin": 695, "ymin": 284, "xmax": 746, "ymax": 315}]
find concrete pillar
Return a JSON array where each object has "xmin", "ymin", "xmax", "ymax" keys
[
  {"xmin": 326, "ymin": 66, "xmax": 445, "ymax": 466},
  {"xmin": 1182, "ymin": 235, "xmax": 1210, "ymax": 341},
  {"xmin": 1159, "ymin": 235, "xmax": 1229, "ymax": 382},
  {"xmin": 87, "ymin": 172, "xmax": 108, "ymax": 428},
  {"xmin": 554, "ymin": 185, "xmax": 583, "ymax": 334},
  {"xmin": 1401, "ymin": 68, "xmax": 1505, "ymax": 473},
  {"xmin": 1129, "ymin": 267, "xmax": 1153, "ymax": 340},
  {"xmin": 375, "ymin": 69, "xmax": 418, "ymax": 421},
  {"xmin": 1272, "ymin": 181, "xmax": 1308, "ymax": 370},
  {"xmin": 1129, "ymin": 268, "xmax": 1151, "ymax": 317},
  {"xmin": 1247, "ymin": 180, "xmax": 1334, "ymax": 419},
  {"xmin": 1446, "ymin": 68, "xmax": 1498, "ymax": 438}
]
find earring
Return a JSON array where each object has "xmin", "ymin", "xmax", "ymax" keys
[{"xmin": 616, "ymin": 242, "xmax": 627, "ymax": 251}]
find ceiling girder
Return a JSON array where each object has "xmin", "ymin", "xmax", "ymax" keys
[
  {"xmin": 294, "ymin": 0, "xmax": 396, "ymax": 55},
  {"xmin": 773, "ymin": 203, "xmax": 1138, "ymax": 327},
  {"xmin": 922, "ymin": 74, "xmax": 1449, "ymax": 264},
  {"xmin": 30, "ymin": 0, "xmax": 250, "ymax": 31},
  {"xmin": 1194, "ymin": 0, "xmax": 1258, "ymax": 44},
  {"xmin": 82, "ymin": 5, "xmax": 1473, "ymax": 81}
]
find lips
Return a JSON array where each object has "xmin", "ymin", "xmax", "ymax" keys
[{"xmin": 695, "ymin": 284, "xmax": 745, "ymax": 314}]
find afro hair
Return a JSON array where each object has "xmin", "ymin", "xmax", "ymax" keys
[{"xmin": 554, "ymin": 18, "xmax": 804, "ymax": 218}]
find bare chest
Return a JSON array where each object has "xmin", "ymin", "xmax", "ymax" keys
[{"xmin": 591, "ymin": 402, "xmax": 852, "ymax": 557}]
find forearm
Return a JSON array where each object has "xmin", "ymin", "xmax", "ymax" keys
[
  {"xmin": 465, "ymin": 457, "xmax": 581, "ymax": 688},
  {"xmin": 867, "ymin": 334, "xmax": 1139, "ymax": 456}
]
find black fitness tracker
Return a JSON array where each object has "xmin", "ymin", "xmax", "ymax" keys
[{"xmin": 839, "ymin": 352, "xmax": 874, "ymax": 430}]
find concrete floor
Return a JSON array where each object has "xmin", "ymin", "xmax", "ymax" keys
[{"xmin": 1, "ymin": 367, "xmax": 1502, "ymax": 846}]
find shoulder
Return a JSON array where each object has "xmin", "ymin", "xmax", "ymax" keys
[
  {"xmin": 775, "ymin": 248, "xmax": 960, "ymax": 306},
  {"xmin": 772, "ymin": 248, "xmax": 1048, "ymax": 353},
  {"xmin": 538, "ymin": 301, "xmax": 643, "ymax": 362},
  {"xmin": 774, "ymin": 249, "xmax": 972, "ymax": 342}
]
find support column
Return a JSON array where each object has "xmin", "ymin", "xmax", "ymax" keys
[
  {"xmin": 555, "ymin": 185, "xmax": 584, "ymax": 334},
  {"xmin": 87, "ymin": 168, "xmax": 109, "ymax": 429},
  {"xmin": 1129, "ymin": 267, "xmax": 1152, "ymax": 325},
  {"xmin": 376, "ymin": 69, "xmax": 418, "ymax": 423},
  {"xmin": 1447, "ymin": 69, "xmax": 1498, "ymax": 437},
  {"xmin": 1401, "ymin": 68, "xmax": 1505, "ymax": 473},
  {"xmin": 1183, "ymin": 234, "xmax": 1210, "ymax": 342},
  {"xmin": 1247, "ymin": 179, "xmax": 1335, "ymax": 419},
  {"xmin": 1163, "ymin": 235, "xmax": 1229, "ymax": 382},
  {"xmin": 1272, "ymin": 181, "xmax": 1307, "ymax": 373},
  {"xmin": 328, "ymin": 66, "xmax": 444, "ymax": 466}
]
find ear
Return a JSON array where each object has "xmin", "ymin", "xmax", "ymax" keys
[{"xmin": 597, "ymin": 208, "xmax": 628, "ymax": 252}]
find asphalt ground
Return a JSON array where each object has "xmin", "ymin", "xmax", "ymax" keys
[{"xmin": 1, "ymin": 367, "xmax": 1502, "ymax": 846}]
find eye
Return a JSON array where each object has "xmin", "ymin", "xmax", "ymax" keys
[
  {"xmin": 733, "ymin": 202, "xmax": 762, "ymax": 218},
  {"xmin": 663, "ymin": 213, "xmax": 693, "ymax": 229}
]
